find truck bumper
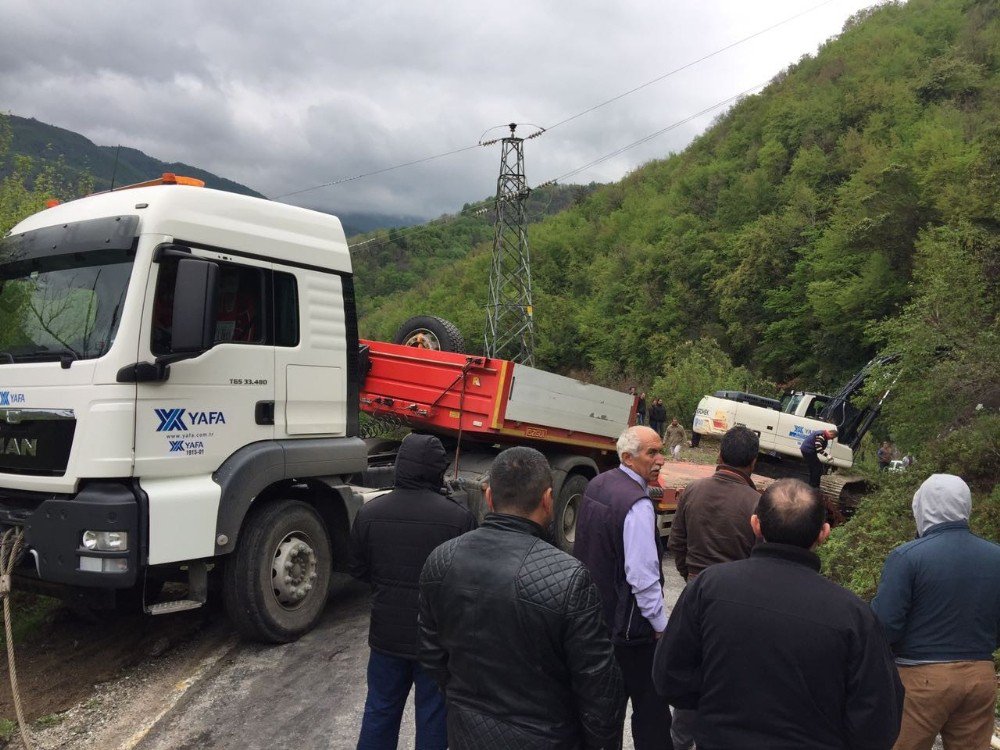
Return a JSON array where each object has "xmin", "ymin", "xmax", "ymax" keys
[{"xmin": 0, "ymin": 482, "xmax": 141, "ymax": 589}]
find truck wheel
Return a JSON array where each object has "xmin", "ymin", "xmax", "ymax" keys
[
  {"xmin": 554, "ymin": 474, "xmax": 589, "ymax": 554},
  {"xmin": 393, "ymin": 316, "xmax": 465, "ymax": 353},
  {"xmin": 223, "ymin": 500, "xmax": 332, "ymax": 643}
]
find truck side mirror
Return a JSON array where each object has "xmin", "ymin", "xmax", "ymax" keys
[{"xmin": 171, "ymin": 258, "xmax": 218, "ymax": 353}]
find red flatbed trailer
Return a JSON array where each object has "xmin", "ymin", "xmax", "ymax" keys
[
  {"xmin": 359, "ymin": 339, "xmax": 633, "ymax": 466},
  {"xmin": 357, "ymin": 339, "xmax": 689, "ymax": 547}
]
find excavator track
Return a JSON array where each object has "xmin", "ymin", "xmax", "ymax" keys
[
  {"xmin": 820, "ymin": 473, "xmax": 869, "ymax": 524},
  {"xmin": 753, "ymin": 459, "xmax": 869, "ymax": 525}
]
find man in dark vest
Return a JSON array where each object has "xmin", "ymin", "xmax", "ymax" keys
[
  {"xmin": 575, "ymin": 425, "xmax": 673, "ymax": 750},
  {"xmin": 349, "ymin": 433, "xmax": 477, "ymax": 749}
]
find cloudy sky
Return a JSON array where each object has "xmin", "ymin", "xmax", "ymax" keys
[{"xmin": 2, "ymin": 0, "xmax": 879, "ymax": 220}]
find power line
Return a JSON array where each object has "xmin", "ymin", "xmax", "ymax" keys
[
  {"xmin": 350, "ymin": 84, "xmax": 768, "ymax": 251},
  {"xmin": 349, "ymin": 206, "xmax": 490, "ymax": 252},
  {"xmin": 272, "ymin": 0, "xmax": 841, "ymax": 202},
  {"xmin": 272, "ymin": 143, "xmax": 483, "ymax": 200},
  {"xmin": 536, "ymin": 83, "xmax": 766, "ymax": 187},
  {"xmin": 542, "ymin": 0, "xmax": 839, "ymax": 135}
]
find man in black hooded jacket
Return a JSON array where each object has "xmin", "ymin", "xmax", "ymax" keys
[{"xmin": 349, "ymin": 433, "xmax": 476, "ymax": 750}]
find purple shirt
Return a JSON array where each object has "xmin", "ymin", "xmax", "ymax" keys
[{"xmin": 619, "ymin": 466, "xmax": 668, "ymax": 632}]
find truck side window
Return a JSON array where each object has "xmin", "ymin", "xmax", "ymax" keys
[
  {"xmin": 150, "ymin": 258, "xmax": 301, "ymax": 353},
  {"xmin": 273, "ymin": 271, "xmax": 299, "ymax": 347},
  {"xmin": 214, "ymin": 264, "xmax": 263, "ymax": 344}
]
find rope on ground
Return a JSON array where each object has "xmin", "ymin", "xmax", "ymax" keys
[{"xmin": 1, "ymin": 528, "xmax": 34, "ymax": 750}]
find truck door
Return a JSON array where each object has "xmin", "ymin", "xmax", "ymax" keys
[
  {"xmin": 134, "ymin": 250, "xmax": 275, "ymax": 563},
  {"xmin": 273, "ymin": 267, "xmax": 349, "ymax": 438}
]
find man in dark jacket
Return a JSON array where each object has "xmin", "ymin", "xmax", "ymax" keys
[
  {"xmin": 666, "ymin": 425, "xmax": 761, "ymax": 749},
  {"xmin": 669, "ymin": 425, "xmax": 761, "ymax": 581},
  {"xmin": 871, "ymin": 474, "xmax": 1000, "ymax": 750},
  {"xmin": 800, "ymin": 427, "xmax": 837, "ymax": 488},
  {"xmin": 649, "ymin": 399, "xmax": 667, "ymax": 437},
  {"xmin": 575, "ymin": 425, "xmax": 672, "ymax": 750},
  {"xmin": 419, "ymin": 446, "xmax": 624, "ymax": 749},
  {"xmin": 349, "ymin": 433, "xmax": 476, "ymax": 750},
  {"xmin": 653, "ymin": 478, "xmax": 903, "ymax": 750}
]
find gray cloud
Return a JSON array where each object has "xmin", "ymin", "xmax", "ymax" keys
[{"xmin": 1, "ymin": 0, "xmax": 878, "ymax": 219}]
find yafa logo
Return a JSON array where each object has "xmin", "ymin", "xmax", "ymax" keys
[
  {"xmin": 154, "ymin": 408, "xmax": 225, "ymax": 432},
  {"xmin": 188, "ymin": 411, "xmax": 226, "ymax": 426},
  {"xmin": 169, "ymin": 439, "xmax": 186, "ymax": 452},
  {"xmin": 155, "ymin": 408, "xmax": 188, "ymax": 432},
  {"xmin": 0, "ymin": 392, "xmax": 26, "ymax": 407},
  {"xmin": 788, "ymin": 425, "xmax": 811, "ymax": 441}
]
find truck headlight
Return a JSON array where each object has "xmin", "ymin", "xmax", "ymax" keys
[{"xmin": 81, "ymin": 530, "xmax": 128, "ymax": 551}]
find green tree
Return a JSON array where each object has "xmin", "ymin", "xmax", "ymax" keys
[
  {"xmin": 650, "ymin": 338, "xmax": 776, "ymax": 424},
  {"xmin": 0, "ymin": 114, "xmax": 93, "ymax": 235}
]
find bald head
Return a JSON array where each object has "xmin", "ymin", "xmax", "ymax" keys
[{"xmin": 754, "ymin": 479, "xmax": 828, "ymax": 548}]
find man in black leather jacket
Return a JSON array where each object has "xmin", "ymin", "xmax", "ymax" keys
[
  {"xmin": 419, "ymin": 446, "xmax": 624, "ymax": 749},
  {"xmin": 350, "ymin": 433, "xmax": 476, "ymax": 749}
]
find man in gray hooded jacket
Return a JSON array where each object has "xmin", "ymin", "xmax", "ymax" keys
[{"xmin": 871, "ymin": 473, "xmax": 1000, "ymax": 750}]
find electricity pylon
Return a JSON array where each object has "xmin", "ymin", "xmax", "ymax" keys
[{"xmin": 484, "ymin": 123, "xmax": 535, "ymax": 365}]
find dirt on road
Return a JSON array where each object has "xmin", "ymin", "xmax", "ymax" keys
[{"xmin": 0, "ymin": 590, "xmax": 234, "ymax": 748}]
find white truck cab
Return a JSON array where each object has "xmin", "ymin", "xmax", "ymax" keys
[{"xmin": 0, "ymin": 177, "xmax": 367, "ymax": 641}]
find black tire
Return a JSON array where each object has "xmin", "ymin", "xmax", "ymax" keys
[
  {"xmin": 223, "ymin": 500, "xmax": 332, "ymax": 643},
  {"xmin": 554, "ymin": 474, "xmax": 589, "ymax": 554},
  {"xmin": 393, "ymin": 315, "xmax": 465, "ymax": 353}
]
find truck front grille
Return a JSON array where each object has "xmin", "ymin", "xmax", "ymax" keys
[{"xmin": 0, "ymin": 409, "xmax": 76, "ymax": 476}]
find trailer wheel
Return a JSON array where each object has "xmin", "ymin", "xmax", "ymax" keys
[
  {"xmin": 554, "ymin": 474, "xmax": 589, "ymax": 554},
  {"xmin": 393, "ymin": 316, "xmax": 465, "ymax": 353},
  {"xmin": 223, "ymin": 500, "xmax": 332, "ymax": 643}
]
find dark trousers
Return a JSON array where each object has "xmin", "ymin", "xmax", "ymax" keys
[
  {"xmin": 614, "ymin": 642, "xmax": 673, "ymax": 750},
  {"xmin": 357, "ymin": 650, "xmax": 447, "ymax": 750},
  {"xmin": 803, "ymin": 451, "xmax": 823, "ymax": 488}
]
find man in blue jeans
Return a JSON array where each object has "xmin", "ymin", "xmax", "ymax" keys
[{"xmin": 349, "ymin": 434, "xmax": 476, "ymax": 748}]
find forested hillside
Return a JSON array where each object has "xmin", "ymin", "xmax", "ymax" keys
[
  {"xmin": 360, "ymin": 0, "xmax": 998, "ymax": 483},
  {"xmin": 351, "ymin": 183, "xmax": 597, "ymax": 319},
  {"xmin": 1, "ymin": 115, "xmax": 262, "ymax": 197}
]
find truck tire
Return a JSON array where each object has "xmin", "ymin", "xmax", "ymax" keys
[
  {"xmin": 393, "ymin": 316, "xmax": 465, "ymax": 353},
  {"xmin": 554, "ymin": 474, "xmax": 589, "ymax": 554},
  {"xmin": 223, "ymin": 500, "xmax": 332, "ymax": 643}
]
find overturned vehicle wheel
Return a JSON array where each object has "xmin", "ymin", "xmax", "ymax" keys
[{"xmin": 393, "ymin": 315, "xmax": 465, "ymax": 353}]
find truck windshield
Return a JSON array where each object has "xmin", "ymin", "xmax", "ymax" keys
[{"xmin": 0, "ymin": 249, "xmax": 133, "ymax": 363}]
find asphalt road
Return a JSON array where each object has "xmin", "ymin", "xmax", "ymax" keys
[{"xmin": 135, "ymin": 559, "xmax": 690, "ymax": 750}]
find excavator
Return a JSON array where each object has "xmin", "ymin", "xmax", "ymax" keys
[{"xmin": 692, "ymin": 356, "xmax": 899, "ymax": 520}]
